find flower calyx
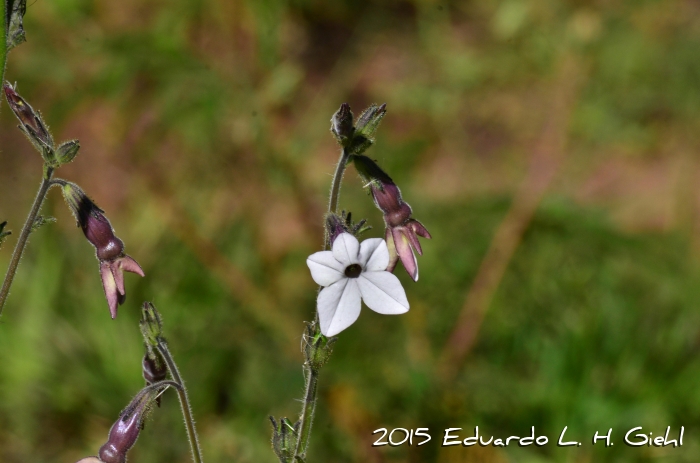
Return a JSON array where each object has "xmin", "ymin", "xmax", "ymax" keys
[
  {"xmin": 60, "ymin": 182, "xmax": 145, "ymax": 318},
  {"xmin": 324, "ymin": 211, "xmax": 370, "ymax": 248},
  {"xmin": 140, "ymin": 302, "xmax": 165, "ymax": 348},
  {"xmin": 270, "ymin": 416, "xmax": 300, "ymax": 462},
  {"xmin": 303, "ymin": 322, "xmax": 336, "ymax": 371}
]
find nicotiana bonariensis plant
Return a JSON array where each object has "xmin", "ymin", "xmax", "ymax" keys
[
  {"xmin": 1, "ymin": 6, "xmax": 204, "ymax": 462},
  {"xmin": 270, "ymin": 103, "xmax": 431, "ymax": 462}
]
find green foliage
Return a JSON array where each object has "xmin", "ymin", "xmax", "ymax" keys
[{"xmin": 2, "ymin": 0, "xmax": 700, "ymax": 462}]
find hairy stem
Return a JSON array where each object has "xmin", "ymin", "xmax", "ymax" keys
[
  {"xmin": 327, "ymin": 148, "xmax": 350, "ymax": 216},
  {"xmin": 156, "ymin": 342, "xmax": 204, "ymax": 463},
  {"xmin": 1, "ymin": 0, "xmax": 7, "ymax": 86},
  {"xmin": 0, "ymin": 166, "xmax": 54, "ymax": 316},
  {"xmin": 292, "ymin": 148, "xmax": 351, "ymax": 459},
  {"xmin": 294, "ymin": 366, "xmax": 318, "ymax": 460}
]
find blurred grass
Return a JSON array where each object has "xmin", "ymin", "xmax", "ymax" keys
[{"xmin": 2, "ymin": 0, "xmax": 700, "ymax": 462}]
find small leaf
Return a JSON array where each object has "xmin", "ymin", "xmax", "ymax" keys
[
  {"xmin": 0, "ymin": 221, "xmax": 11, "ymax": 249},
  {"xmin": 31, "ymin": 215, "xmax": 56, "ymax": 232},
  {"xmin": 6, "ymin": 0, "xmax": 27, "ymax": 51}
]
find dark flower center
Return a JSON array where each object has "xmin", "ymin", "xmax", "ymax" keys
[{"xmin": 344, "ymin": 264, "xmax": 362, "ymax": 278}]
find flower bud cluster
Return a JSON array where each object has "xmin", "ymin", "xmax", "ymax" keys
[{"xmin": 330, "ymin": 102, "xmax": 387, "ymax": 156}]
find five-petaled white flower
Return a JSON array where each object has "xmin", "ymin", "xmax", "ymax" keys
[{"xmin": 306, "ymin": 233, "xmax": 409, "ymax": 336}]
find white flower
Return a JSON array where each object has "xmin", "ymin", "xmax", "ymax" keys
[{"xmin": 306, "ymin": 233, "xmax": 409, "ymax": 336}]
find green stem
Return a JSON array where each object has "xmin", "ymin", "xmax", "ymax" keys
[
  {"xmin": 294, "ymin": 365, "xmax": 318, "ymax": 460},
  {"xmin": 157, "ymin": 342, "xmax": 204, "ymax": 463},
  {"xmin": 327, "ymin": 148, "xmax": 350, "ymax": 216},
  {"xmin": 0, "ymin": 166, "xmax": 54, "ymax": 316},
  {"xmin": 292, "ymin": 147, "xmax": 351, "ymax": 460},
  {"xmin": 1, "ymin": 0, "xmax": 7, "ymax": 86}
]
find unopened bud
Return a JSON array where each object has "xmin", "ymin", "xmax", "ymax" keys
[
  {"xmin": 354, "ymin": 103, "xmax": 386, "ymax": 139},
  {"xmin": 98, "ymin": 388, "xmax": 156, "ymax": 463},
  {"xmin": 331, "ymin": 103, "xmax": 354, "ymax": 145},
  {"xmin": 3, "ymin": 83, "xmax": 54, "ymax": 153},
  {"xmin": 56, "ymin": 139, "xmax": 80, "ymax": 165},
  {"xmin": 140, "ymin": 302, "xmax": 164, "ymax": 347},
  {"xmin": 60, "ymin": 181, "xmax": 145, "ymax": 318}
]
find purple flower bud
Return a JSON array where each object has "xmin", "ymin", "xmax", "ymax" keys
[
  {"xmin": 3, "ymin": 83, "xmax": 53, "ymax": 149},
  {"xmin": 61, "ymin": 182, "xmax": 145, "ymax": 318},
  {"xmin": 98, "ymin": 390, "xmax": 155, "ymax": 463},
  {"xmin": 352, "ymin": 155, "xmax": 431, "ymax": 281},
  {"xmin": 330, "ymin": 103, "xmax": 354, "ymax": 144}
]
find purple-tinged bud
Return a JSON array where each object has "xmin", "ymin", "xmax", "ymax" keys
[
  {"xmin": 60, "ymin": 182, "xmax": 145, "ymax": 318},
  {"xmin": 75, "ymin": 458, "xmax": 103, "ymax": 463},
  {"xmin": 352, "ymin": 154, "xmax": 431, "ymax": 281},
  {"xmin": 331, "ymin": 103, "xmax": 354, "ymax": 144},
  {"xmin": 3, "ymin": 83, "xmax": 54, "ymax": 150},
  {"xmin": 142, "ymin": 355, "xmax": 167, "ymax": 384},
  {"xmin": 370, "ymin": 182, "xmax": 412, "ymax": 228},
  {"xmin": 142, "ymin": 353, "xmax": 168, "ymax": 407},
  {"xmin": 325, "ymin": 213, "xmax": 348, "ymax": 246},
  {"xmin": 98, "ymin": 391, "xmax": 154, "ymax": 463}
]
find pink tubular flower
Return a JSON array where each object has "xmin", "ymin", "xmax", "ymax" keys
[
  {"xmin": 353, "ymin": 155, "xmax": 431, "ymax": 281},
  {"xmin": 61, "ymin": 182, "xmax": 144, "ymax": 318}
]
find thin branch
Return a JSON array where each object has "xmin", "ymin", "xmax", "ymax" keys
[
  {"xmin": 0, "ymin": 167, "xmax": 55, "ymax": 315},
  {"xmin": 156, "ymin": 342, "xmax": 204, "ymax": 463}
]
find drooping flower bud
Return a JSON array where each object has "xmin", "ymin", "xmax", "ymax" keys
[
  {"xmin": 98, "ymin": 387, "xmax": 158, "ymax": 463},
  {"xmin": 3, "ymin": 83, "xmax": 54, "ymax": 154},
  {"xmin": 60, "ymin": 181, "xmax": 145, "ymax": 318},
  {"xmin": 352, "ymin": 155, "xmax": 431, "ymax": 281}
]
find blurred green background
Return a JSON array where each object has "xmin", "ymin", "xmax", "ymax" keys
[{"xmin": 2, "ymin": 0, "xmax": 700, "ymax": 461}]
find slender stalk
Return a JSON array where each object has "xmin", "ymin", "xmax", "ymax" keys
[
  {"xmin": 327, "ymin": 148, "xmax": 350, "ymax": 216},
  {"xmin": 294, "ymin": 366, "xmax": 318, "ymax": 460},
  {"xmin": 0, "ymin": 166, "xmax": 54, "ymax": 316},
  {"xmin": 1, "ymin": 0, "xmax": 7, "ymax": 86},
  {"xmin": 157, "ymin": 342, "xmax": 204, "ymax": 463},
  {"xmin": 291, "ymin": 147, "xmax": 351, "ymax": 460}
]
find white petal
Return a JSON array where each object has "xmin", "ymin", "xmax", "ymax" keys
[
  {"xmin": 307, "ymin": 250, "xmax": 345, "ymax": 286},
  {"xmin": 359, "ymin": 238, "xmax": 390, "ymax": 271},
  {"xmin": 358, "ymin": 271, "xmax": 409, "ymax": 314},
  {"xmin": 317, "ymin": 278, "xmax": 362, "ymax": 336},
  {"xmin": 332, "ymin": 233, "xmax": 360, "ymax": 266}
]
